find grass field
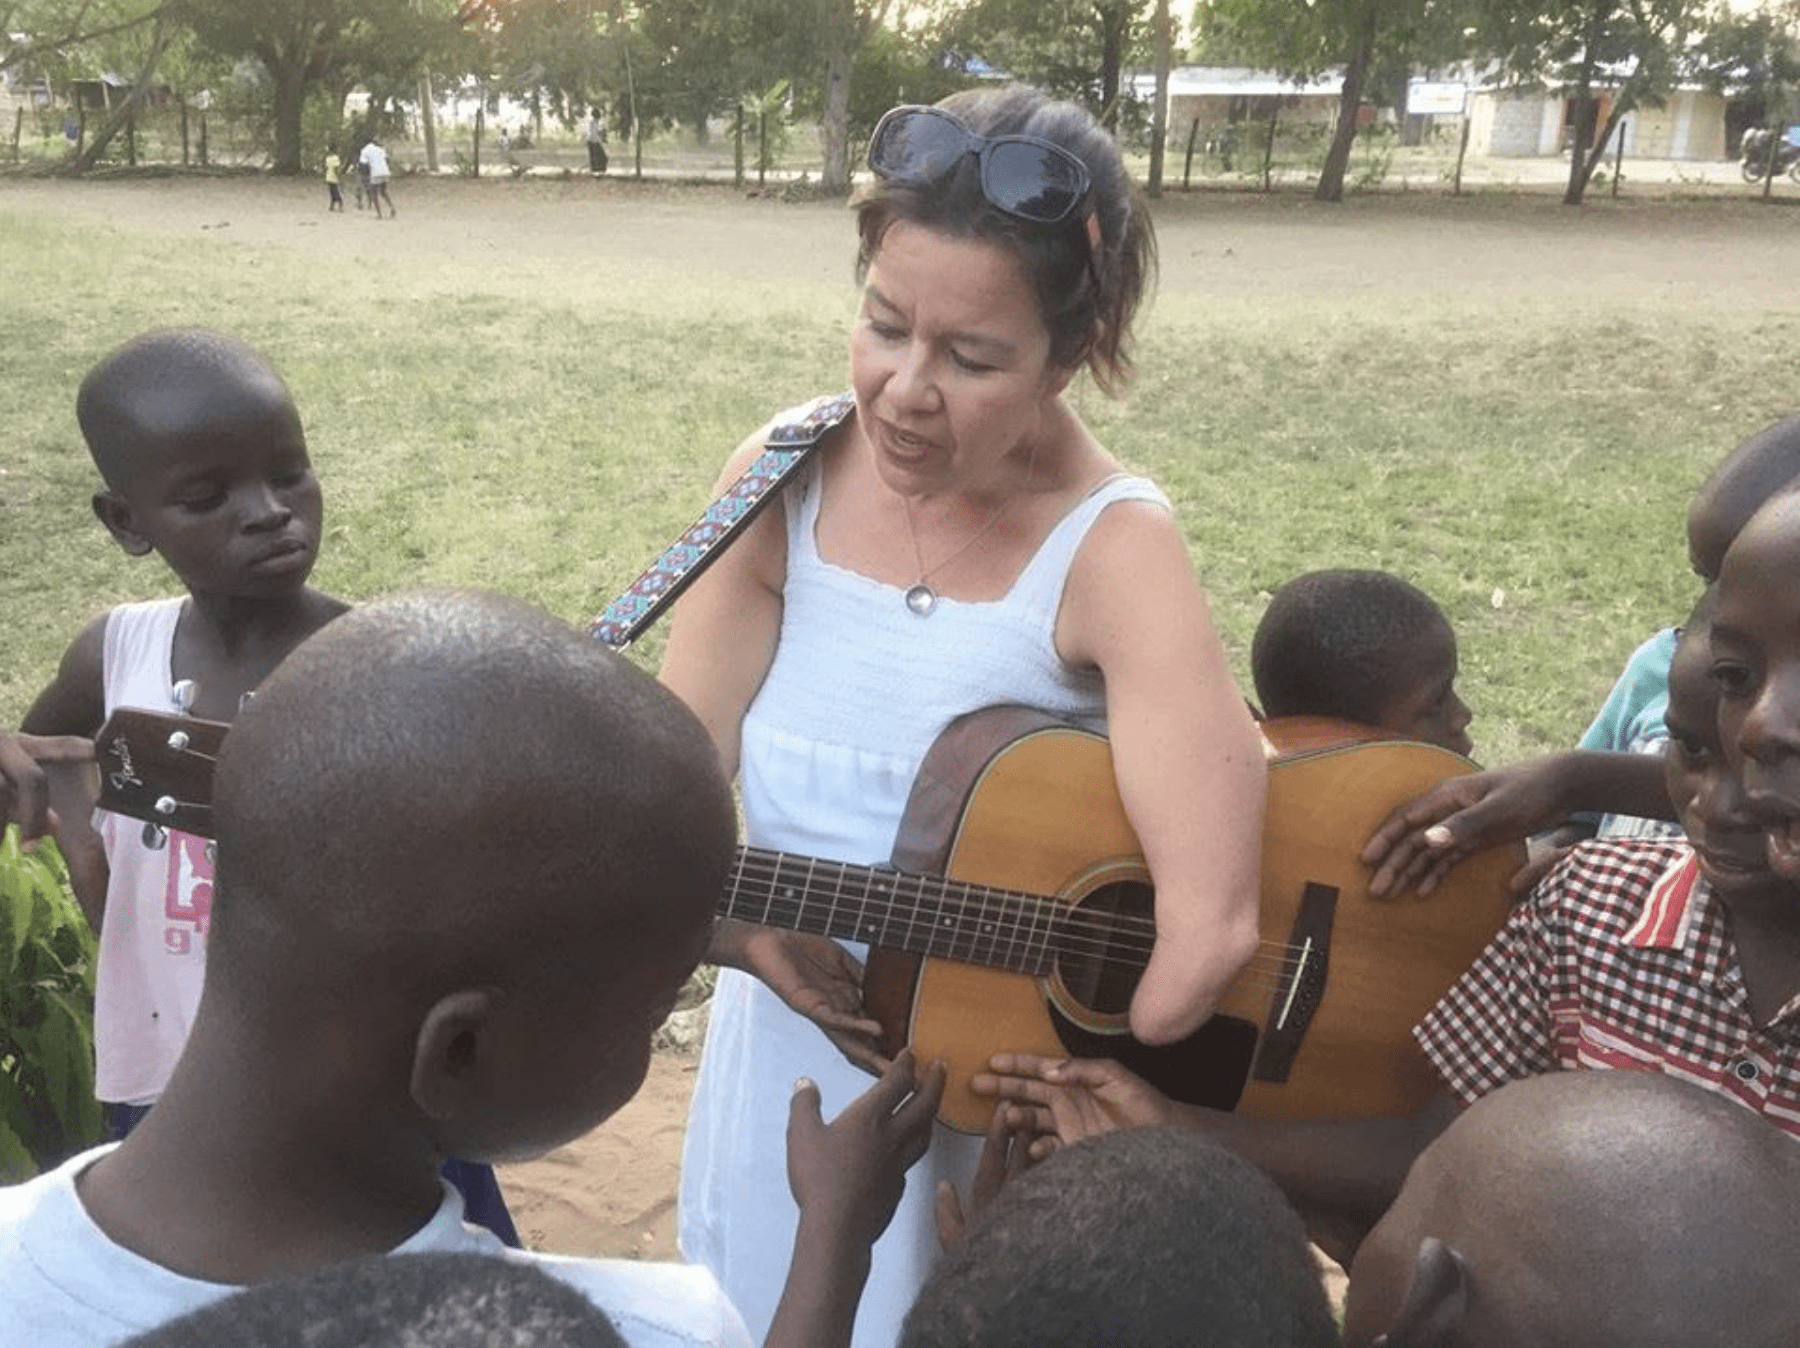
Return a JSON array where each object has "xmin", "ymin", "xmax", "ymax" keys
[{"xmin": 3, "ymin": 171, "xmax": 1799, "ymax": 766}]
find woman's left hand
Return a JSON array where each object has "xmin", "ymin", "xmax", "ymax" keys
[{"xmin": 718, "ymin": 920, "xmax": 890, "ymax": 1072}]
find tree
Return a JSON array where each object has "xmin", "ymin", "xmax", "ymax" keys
[
  {"xmin": 941, "ymin": 0, "xmax": 1148, "ymax": 115},
  {"xmin": 1473, "ymin": 0, "xmax": 1709, "ymax": 205},
  {"xmin": 1196, "ymin": 0, "xmax": 1467, "ymax": 203},
  {"xmin": 170, "ymin": 0, "xmax": 469, "ymax": 175}
]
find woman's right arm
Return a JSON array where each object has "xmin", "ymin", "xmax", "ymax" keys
[{"xmin": 657, "ymin": 428, "xmax": 789, "ymax": 783}]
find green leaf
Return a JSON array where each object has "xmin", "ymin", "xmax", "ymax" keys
[
  {"xmin": 35, "ymin": 1003, "xmax": 72, "ymax": 1133},
  {"xmin": 0, "ymin": 828, "xmax": 32, "ymax": 968},
  {"xmin": 0, "ymin": 1118, "xmax": 37, "ymax": 1184}
]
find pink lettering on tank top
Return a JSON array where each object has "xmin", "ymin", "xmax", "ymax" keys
[{"xmin": 161, "ymin": 831, "xmax": 213, "ymax": 955}]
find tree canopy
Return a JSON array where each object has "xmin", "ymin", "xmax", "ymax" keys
[{"xmin": 8, "ymin": 0, "xmax": 1800, "ymax": 200}]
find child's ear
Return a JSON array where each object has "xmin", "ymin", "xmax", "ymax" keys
[
  {"xmin": 410, "ymin": 987, "xmax": 505, "ymax": 1124},
  {"xmin": 92, "ymin": 490, "xmax": 153, "ymax": 557},
  {"xmin": 1375, "ymin": 1237, "xmax": 1469, "ymax": 1348}
]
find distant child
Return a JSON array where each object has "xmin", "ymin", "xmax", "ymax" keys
[
  {"xmin": 1251, "ymin": 568, "xmax": 1473, "ymax": 755},
  {"xmin": 1342, "ymin": 1072, "xmax": 1800, "ymax": 1347},
  {"xmin": 128, "ymin": 1252, "xmax": 627, "ymax": 1348},
  {"xmin": 899, "ymin": 1128, "xmax": 1338, "ymax": 1348},
  {"xmin": 977, "ymin": 587, "xmax": 1800, "ymax": 1258},
  {"xmin": 1366, "ymin": 414, "xmax": 1800, "ymax": 895},
  {"xmin": 0, "ymin": 589, "xmax": 944, "ymax": 1347},
  {"xmin": 359, "ymin": 135, "xmax": 394, "ymax": 218},
  {"xmin": 0, "ymin": 329, "xmax": 517, "ymax": 1242},
  {"xmin": 323, "ymin": 145, "xmax": 344, "ymax": 212}
]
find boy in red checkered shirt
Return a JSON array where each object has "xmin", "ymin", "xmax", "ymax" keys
[{"xmin": 974, "ymin": 586, "xmax": 1800, "ymax": 1263}]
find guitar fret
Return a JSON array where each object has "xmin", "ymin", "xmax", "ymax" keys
[
  {"xmin": 864, "ymin": 872, "xmax": 893, "ymax": 946},
  {"xmin": 947, "ymin": 877, "xmax": 976, "ymax": 964},
  {"xmin": 720, "ymin": 844, "xmax": 1063, "ymax": 975}
]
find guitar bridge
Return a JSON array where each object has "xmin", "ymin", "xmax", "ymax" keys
[{"xmin": 1250, "ymin": 880, "xmax": 1336, "ymax": 1084}]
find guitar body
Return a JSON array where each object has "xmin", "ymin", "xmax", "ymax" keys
[{"xmin": 872, "ymin": 708, "xmax": 1521, "ymax": 1133}]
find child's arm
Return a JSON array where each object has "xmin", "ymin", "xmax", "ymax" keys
[
  {"xmin": 5, "ymin": 614, "xmax": 108, "ymax": 841},
  {"xmin": 765, "ymin": 1049, "xmax": 946, "ymax": 1348},
  {"xmin": 1361, "ymin": 749, "xmax": 1672, "ymax": 897}
]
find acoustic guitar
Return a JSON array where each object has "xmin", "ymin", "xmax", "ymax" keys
[{"xmin": 92, "ymin": 703, "xmax": 1518, "ymax": 1133}]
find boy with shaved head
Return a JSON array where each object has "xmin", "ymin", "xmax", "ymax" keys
[
  {"xmin": 0, "ymin": 589, "xmax": 943, "ymax": 1347},
  {"xmin": 900, "ymin": 1127, "xmax": 1338, "ymax": 1348},
  {"xmin": 1342, "ymin": 1072, "xmax": 1800, "ymax": 1347}
]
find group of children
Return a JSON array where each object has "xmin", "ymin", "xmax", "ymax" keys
[
  {"xmin": 322, "ymin": 138, "xmax": 394, "ymax": 217},
  {"xmin": 2, "ymin": 326, "xmax": 1799, "ymax": 1344}
]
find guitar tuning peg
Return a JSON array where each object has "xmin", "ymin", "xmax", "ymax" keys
[
  {"xmin": 171, "ymin": 679, "xmax": 198, "ymax": 714},
  {"xmin": 167, "ymin": 730, "xmax": 191, "ymax": 752},
  {"xmin": 204, "ymin": 841, "xmax": 218, "ymax": 867},
  {"xmin": 141, "ymin": 821, "xmax": 168, "ymax": 851}
]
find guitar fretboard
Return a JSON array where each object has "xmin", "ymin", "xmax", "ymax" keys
[{"xmin": 720, "ymin": 847, "xmax": 1067, "ymax": 976}]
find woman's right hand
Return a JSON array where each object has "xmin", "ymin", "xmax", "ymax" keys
[{"xmin": 713, "ymin": 919, "xmax": 889, "ymax": 1073}]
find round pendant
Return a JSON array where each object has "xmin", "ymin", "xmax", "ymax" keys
[{"xmin": 904, "ymin": 582, "xmax": 938, "ymax": 616}]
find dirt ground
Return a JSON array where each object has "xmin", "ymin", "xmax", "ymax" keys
[
  {"xmin": 1, "ymin": 167, "xmax": 1789, "ymax": 1273},
  {"xmin": 2, "ymin": 169, "xmax": 1796, "ymax": 317}
]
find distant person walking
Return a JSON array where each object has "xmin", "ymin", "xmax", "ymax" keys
[
  {"xmin": 585, "ymin": 107, "xmax": 608, "ymax": 175},
  {"xmin": 360, "ymin": 136, "xmax": 395, "ymax": 219},
  {"xmin": 323, "ymin": 145, "xmax": 344, "ymax": 212}
]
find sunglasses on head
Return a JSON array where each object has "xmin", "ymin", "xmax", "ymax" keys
[{"xmin": 867, "ymin": 105, "xmax": 1093, "ymax": 225}]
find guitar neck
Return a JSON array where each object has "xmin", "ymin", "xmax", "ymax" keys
[{"xmin": 721, "ymin": 847, "xmax": 1057, "ymax": 977}]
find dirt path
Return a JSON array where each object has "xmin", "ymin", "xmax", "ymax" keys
[{"xmin": 3, "ymin": 172, "xmax": 1792, "ymax": 315}]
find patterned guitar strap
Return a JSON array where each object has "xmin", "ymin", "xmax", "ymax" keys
[{"xmin": 587, "ymin": 391, "xmax": 856, "ymax": 650}]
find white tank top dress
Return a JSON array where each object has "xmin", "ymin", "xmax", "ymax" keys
[{"xmin": 677, "ymin": 432, "xmax": 1168, "ymax": 1348}]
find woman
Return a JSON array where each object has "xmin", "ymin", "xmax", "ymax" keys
[{"xmin": 660, "ymin": 85, "xmax": 1266, "ymax": 1345}]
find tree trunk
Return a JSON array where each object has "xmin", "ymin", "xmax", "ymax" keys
[
  {"xmin": 819, "ymin": 0, "xmax": 856, "ymax": 196},
  {"xmin": 69, "ymin": 14, "xmax": 171, "ymax": 174},
  {"xmin": 1146, "ymin": 0, "xmax": 1171, "ymax": 198},
  {"xmin": 1096, "ymin": 1, "xmax": 1129, "ymax": 119},
  {"xmin": 1562, "ymin": 2, "xmax": 1614, "ymax": 206},
  {"xmin": 272, "ymin": 60, "xmax": 307, "ymax": 175},
  {"xmin": 418, "ymin": 72, "xmax": 439, "ymax": 173},
  {"xmin": 1316, "ymin": 0, "xmax": 1377, "ymax": 203}
]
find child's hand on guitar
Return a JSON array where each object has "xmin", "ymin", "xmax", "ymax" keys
[
  {"xmin": 785, "ymin": 1048, "xmax": 946, "ymax": 1251},
  {"xmin": 1362, "ymin": 760, "xmax": 1572, "ymax": 898},
  {"xmin": 722, "ymin": 921, "xmax": 888, "ymax": 1072},
  {"xmin": 971, "ymin": 1053, "xmax": 1179, "ymax": 1160},
  {"xmin": 933, "ymin": 1102, "xmax": 1033, "ymax": 1248}
]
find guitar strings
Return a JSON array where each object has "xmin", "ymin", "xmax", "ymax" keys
[
  {"xmin": 725, "ymin": 854, "xmax": 1321, "ymax": 979},
  {"xmin": 725, "ymin": 853, "xmax": 1316, "ymax": 966}
]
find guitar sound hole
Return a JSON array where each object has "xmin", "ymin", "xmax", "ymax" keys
[{"xmin": 1054, "ymin": 880, "xmax": 1154, "ymax": 1016}]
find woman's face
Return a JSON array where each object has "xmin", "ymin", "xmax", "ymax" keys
[{"xmin": 851, "ymin": 220, "xmax": 1074, "ymax": 498}]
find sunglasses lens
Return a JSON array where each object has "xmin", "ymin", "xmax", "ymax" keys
[
  {"xmin": 871, "ymin": 109, "xmax": 968, "ymax": 182},
  {"xmin": 984, "ymin": 141, "xmax": 1086, "ymax": 221}
]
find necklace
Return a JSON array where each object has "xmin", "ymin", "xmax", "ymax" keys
[{"xmin": 900, "ymin": 492, "xmax": 1011, "ymax": 617}]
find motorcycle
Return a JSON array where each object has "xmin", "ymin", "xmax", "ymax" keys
[{"xmin": 1740, "ymin": 126, "xmax": 1800, "ymax": 183}]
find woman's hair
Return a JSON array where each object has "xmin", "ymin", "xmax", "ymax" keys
[{"xmin": 855, "ymin": 85, "xmax": 1155, "ymax": 396}]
